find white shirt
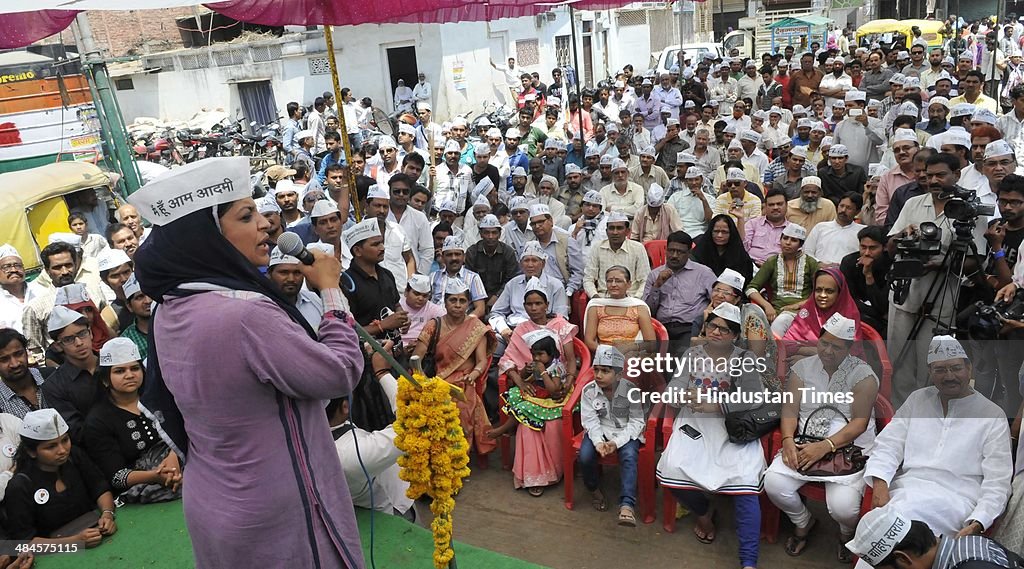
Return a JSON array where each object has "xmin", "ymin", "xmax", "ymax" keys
[
  {"xmin": 818, "ymin": 72, "xmax": 853, "ymax": 112},
  {"xmin": 864, "ymin": 387, "xmax": 1012, "ymax": 535},
  {"xmin": 803, "ymin": 220, "xmax": 865, "ymax": 265},
  {"xmin": 434, "ymin": 162, "xmax": 472, "ymax": 210},
  {"xmin": 741, "ymin": 149, "xmax": 770, "ymax": 181},
  {"xmin": 0, "ymin": 282, "xmax": 45, "ymax": 333},
  {"xmin": 412, "ymin": 81, "xmax": 431, "ymax": 104},
  {"xmin": 295, "ymin": 289, "xmax": 324, "ymax": 329},
  {"xmin": 331, "ymin": 373, "xmax": 412, "ymax": 514},
  {"xmin": 666, "ymin": 183, "xmax": 709, "ymax": 237},
  {"xmin": 387, "ymin": 206, "xmax": 434, "ymax": 275}
]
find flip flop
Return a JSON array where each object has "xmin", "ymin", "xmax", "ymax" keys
[
  {"xmin": 591, "ymin": 489, "xmax": 608, "ymax": 511},
  {"xmin": 693, "ymin": 511, "xmax": 716, "ymax": 544},
  {"xmin": 618, "ymin": 505, "xmax": 637, "ymax": 527},
  {"xmin": 785, "ymin": 519, "xmax": 817, "ymax": 557}
]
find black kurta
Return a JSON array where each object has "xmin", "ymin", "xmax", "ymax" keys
[
  {"xmin": 83, "ymin": 399, "xmax": 161, "ymax": 491},
  {"xmin": 3, "ymin": 447, "xmax": 108, "ymax": 539}
]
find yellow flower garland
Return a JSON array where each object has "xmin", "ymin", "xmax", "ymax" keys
[{"xmin": 394, "ymin": 371, "xmax": 471, "ymax": 569}]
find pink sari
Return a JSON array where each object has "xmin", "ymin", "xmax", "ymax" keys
[
  {"xmin": 782, "ymin": 267, "xmax": 862, "ymax": 351},
  {"xmin": 497, "ymin": 316, "xmax": 578, "ymax": 489}
]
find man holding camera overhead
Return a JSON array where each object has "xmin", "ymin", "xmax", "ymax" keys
[{"xmin": 886, "ymin": 152, "xmax": 988, "ymax": 406}]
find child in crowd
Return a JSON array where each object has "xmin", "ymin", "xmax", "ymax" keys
[
  {"xmin": 67, "ymin": 212, "xmax": 109, "ymax": 260},
  {"xmin": 489, "ymin": 331, "xmax": 569, "ymax": 438},
  {"xmin": 399, "ymin": 275, "xmax": 445, "ymax": 349},
  {"xmin": 578, "ymin": 345, "xmax": 644, "ymax": 527}
]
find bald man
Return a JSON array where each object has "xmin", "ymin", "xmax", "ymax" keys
[{"xmin": 115, "ymin": 204, "xmax": 150, "ymax": 244}]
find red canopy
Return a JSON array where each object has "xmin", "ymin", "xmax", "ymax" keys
[{"xmin": 0, "ymin": 0, "xmax": 641, "ymax": 49}]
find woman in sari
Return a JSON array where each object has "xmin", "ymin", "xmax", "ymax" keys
[
  {"xmin": 692, "ymin": 214, "xmax": 754, "ymax": 286},
  {"xmin": 692, "ymin": 268, "xmax": 781, "ymax": 391},
  {"xmin": 781, "ymin": 267, "xmax": 862, "ymax": 364},
  {"xmin": 414, "ymin": 278, "xmax": 497, "ymax": 461},
  {"xmin": 489, "ymin": 279, "xmax": 577, "ymax": 495},
  {"xmin": 584, "ymin": 266, "xmax": 656, "ymax": 353}
]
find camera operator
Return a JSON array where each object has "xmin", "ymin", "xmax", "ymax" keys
[{"xmin": 887, "ymin": 153, "xmax": 988, "ymax": 405}]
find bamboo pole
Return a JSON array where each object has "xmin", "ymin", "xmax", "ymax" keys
[{"xmin": 323, "ymin": 25, "xmax": 364, "ymax": 222}]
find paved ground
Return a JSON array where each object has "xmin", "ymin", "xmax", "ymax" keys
[{"xmin": 445, "ymin": 458, "xmax": 846, "ymax": 569}]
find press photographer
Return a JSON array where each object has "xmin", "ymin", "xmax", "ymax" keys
[{"xmin": 886, "ymin": 152, "xmax": 988, "ymax": 406}]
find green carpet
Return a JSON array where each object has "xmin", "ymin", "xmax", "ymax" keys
[{"xmin": 36, "ymin": 500, "xmax": 548, "ymax": 568}]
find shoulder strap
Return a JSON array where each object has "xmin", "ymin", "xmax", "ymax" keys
[
  {"xmin": 799, "ymin": 403, "xmax": 851, "ymax": 438},
  {"xmin": 428, "ymin": 317, "xmax": 442, "ymax": 352}
]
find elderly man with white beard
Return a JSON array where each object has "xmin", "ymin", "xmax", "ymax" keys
[
  {"xmin": 785, "ymin": 176, "xmax": 837, "ymax": 234},
  {"xmin": 599, "ymin": 159, "xmax": 645, "ymax": 219}
]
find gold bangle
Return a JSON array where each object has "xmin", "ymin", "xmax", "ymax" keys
[
  {"xmin": 825, "ymin": 438, "xmax": 837, "ymax": 453},
  {"xmin": 781, "ymin": 436, "xmax": 794, "ymax": 442}
]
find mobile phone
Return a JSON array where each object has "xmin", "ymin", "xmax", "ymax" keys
[
  {"xmin": 680, "ymin": 424, "xmax": 703, "ymax": 440},
  {"xmin": 849, "ymin": 109, "xmax": 863, "ymax": 117}
]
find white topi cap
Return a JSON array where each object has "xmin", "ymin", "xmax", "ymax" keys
[
  {"xmin": 407, "ymin": 274, "xmax": 432, "ymax": 294},
  {"xmin": 269, "ymin": 246, "xmax": 301, "ymax": 267},
  {"xmin": 478, "ymin": 214, "xmax": 501, "ymax": 229},
  {"xmin": 716, "ymin": 268, "xmax": 745, "ymax": 292},
  {"xmin": 54, "ymin": 283, "xmax": 91, "ymax": 307},
  {"xmin": 647, "ymin": 184, "xmax": 666, "ymax": 207},
  {"xmin": 19, "ymin": 408, "xmax": 69, "ymax": 441},
  {"xmin": 122, "ymin": 273, "xmax": 142, "ymax": 300},
  {"xmin": 0, "ymin": 243, "xmax": 20, "ymax": 261},
  {"xmin": 710, "ymin": 302, "xmax": 741, "ymax": 325},
  {"xmin": 367, "ymin": 184, "xmax": 390, "ymax": 202},
  {"xmin": 927, "ymin": 335, "xmax": 968, "ymax": 364},
  {"xmin": 127, "ymin": 157, "xmax": 251, "ymax": 226},
  {"xmin": 845, "ymin": 508, "xmax": 912, "ymax": 566},
  {"xmin": 342, "ymin": 218, "xmax": 381, "ymax": 249},
  {"xmin": 984, "ymin": 140, "xmax": 1015, "ymax": 160},
  {"xmin": 444, "ymin": 277, "xmax": 470, "ymax": 296},
  {"xmin": 823, "ymin": 313, "xmax": 857, "ymax": 341},
  {"xmin": 46, "ymin": 306, "xmax": 85, "ymax": 337},
  {"xmin": 97, "ymin": 248, "xmax": 131, "ymax": 272},
  {"xmin": 593, "ymin": 345, "xmax": 625, "ymax": 369},
  {"xmin": 99, "ymin": 337, "xmax": 142, "ymax": 367},
  {"xmin": 441, "ymin": 235, "xmax": 465, "ymax": 253},
  {"xmin": 782, "ymin": 223, "xmax": 807, "ymax": 240}
]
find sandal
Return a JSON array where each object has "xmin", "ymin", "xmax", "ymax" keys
[
  {"xmin": 693, "ymin": 511, "xmax": 716, "ymax": 544},
  {"xmin": 838, "ymin": 541, "xmax": 853, "ymax": 564},
  {"xmin": 618, "ymin": 505, "xmax": 637, "ymax": 527},
  {"xmin": 528, "ymin": 486, "xmax": 545, "ymax": 497},
  {"xmin": 590, "ymin": 489, "xmax": 608, "ymax": 511},
  {"xmin": 785, "ymin": 518, "xmax": 817, "ymax": 557}
]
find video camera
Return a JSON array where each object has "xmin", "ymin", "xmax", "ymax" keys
[
  {"xmin": 941, "ymin": 186, "xmax": 996, "ymax": 225},
  {"xmin": 890, "ymin": 221, "xmax": 942, "ymax": 280},
  {"xmin": 964, "ymin": 289, "xmax": 1024, "ymax": 340}
]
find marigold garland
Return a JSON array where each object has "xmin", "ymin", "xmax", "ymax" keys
[{"xmin": 394, "ymin": 371, "xmax": 471, "ymax": 568}]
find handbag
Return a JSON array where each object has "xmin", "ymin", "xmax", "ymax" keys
[
  {"xmin": 792, "ymin": 404, "xmax": 866, "ymax": 477},
  {"xmin": 420, "ymin": 317, "xmax": 442, "ymax": 377},
  {"xmin": 724, "ymin": 399, "xmax": 781, "ymax": 443}
]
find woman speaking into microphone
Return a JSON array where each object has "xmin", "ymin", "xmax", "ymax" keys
[{"xmin": 130, "ymin": 157, "xmax": 365, "ymax": 568}]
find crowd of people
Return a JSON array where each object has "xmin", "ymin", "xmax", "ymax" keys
[{"xmin": 7, "ymin": 15, "xmax": 1024, "ymax": 569}]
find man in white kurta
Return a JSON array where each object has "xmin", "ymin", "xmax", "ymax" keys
[
  {"xmin": 862, "ymin": 337, "xmax": 1012, "ymax": 546},
  {"xmin": 803, "ymin": 195, "xmax": 866, "ymax": 265}
]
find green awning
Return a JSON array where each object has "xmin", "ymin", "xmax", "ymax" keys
[{"xmin": 768, "ymin": 15, "xmax": 833, "ymax": 29}]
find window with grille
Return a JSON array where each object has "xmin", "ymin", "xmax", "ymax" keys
[
  {"xmin": 214, "ymin": 49, "xmax": 246, "ymax": 67},
  {"xmin": 516, "ymin": 39, "xmax": 540, "ymax": 66},
  {"xmin": 179, "ymin": 53, "xmax": 210, "ymax": 70},
  {"xmin": 145, "ymin": 56, "xmax": 176, "ymax": 71},
  {"xmin": 617, "ymin": 10, "xmax": 647, "ymax": 27},
  {"xmin": 250, "ymin": 44, "xmax": 283, "ymax": 62},
  {"xmin": 555, "ymin": 35, "xmax": 571, "ymax": 67},
  {"xmin": 308, "ymin": 57, "xmax": 331, "ymax": 75}
]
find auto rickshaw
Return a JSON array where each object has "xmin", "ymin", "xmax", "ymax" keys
[
  {"xmin": 0, "ymin": 161, "xmax": 121, "ymax": 272},
  {"xmin": 856, "ymin": 19, "xmax": 949, "ymax": 50}
]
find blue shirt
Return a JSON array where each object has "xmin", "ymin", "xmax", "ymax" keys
[
  {"xmin": 506, "ymin": 150, "xmax": 530, "ymax": 189},
  {"xmin": 282, "ymin": 118, "xmax": 302, "ymax": 161},
  {"xmin": 316, "ymin": 151, "xmax": 347, "ymax": 183}
]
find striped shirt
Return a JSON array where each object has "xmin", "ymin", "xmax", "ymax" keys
[
  {"xmin": 0, "ymin": 368, "xmax": 47, "ymax": 419},
  {"xmin": 933, "ymin": 535, "xmax": 1017, "ymax": 569}
]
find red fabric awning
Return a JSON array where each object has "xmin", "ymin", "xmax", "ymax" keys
[{"xmin": 0, "ymin": 0, "xmax": 641, "ymax": 49}]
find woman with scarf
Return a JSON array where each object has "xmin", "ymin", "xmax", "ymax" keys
[
  {"xmin": 692, "ymin": 214, "xmax": 754, "ymax": 286},
  {"xmin": 781, "ymin": 267, "xmax": 862, "ymax": 364},
  {"xmin": 413, "ymin": 278, "xmax": 497, "ymax": 463},
  {"xmin": 45, "ymin": 283, "xmax": 113, "ymax": 367},
  {"xmin": 130, "ymin": 158, "xmax": 366, "ymax": 569},
  {"xmin": 489, "ymin": 279, "xmax": 577, "ymax": 494}
]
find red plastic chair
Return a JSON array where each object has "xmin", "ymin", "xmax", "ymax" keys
[
  {"xmin": 497, "ymin": 336, "xmax": 592, "ymax": 470},
  {"xmin": 570, "ymin": 291, "xmax": 588, "ymax": 339},
  {"xmin": 762, "ymin": 394, "xmax": 896, "ymax": 543},
  {"xmin": 561, "ymin": 318, "xmax": 669, "ymax": 523},
  {"xmin": 643, "ymin": 240, "xmax": 668, "ymax": 268},
  {"xmin": 859, "ymin": 324, "xmax": 892, "ymax": 402}
]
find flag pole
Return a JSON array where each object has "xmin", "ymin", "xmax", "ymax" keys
[{"xmin": 323, "ymin": 25, "xmax": 363, "ymax": 221}]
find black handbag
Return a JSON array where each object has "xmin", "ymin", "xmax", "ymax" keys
[
  {"xmin": 724, "ymin": 399, "xmax": 782, "ymax": 443},
  {"xmin": 792, "ymin": 404, "xmax": 866, "ymax": 477},
  {"xmin": 420, "ymin": 317, "xmax": 442, "ymax": 377}
]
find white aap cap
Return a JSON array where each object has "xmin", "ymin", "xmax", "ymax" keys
[
  {"xmin": 828, "ymin": 144, "xmax": 849, "ymax": 157},
  {"xmin": 444, "ymin": 277, "xmax": 470, "ymax": 296},
  {"xmin": 984, "ymin": 140, "xmax": 1015, "ymax": 160},
  {"xmin": 366, "ymin": 184, "xmax": 390, "ymax": 202},
  {"xmin": 97, "ymin": 248, "xmax": 131, "ymax": 272},
  {"xmin": 716, "ymin": 268, "xmax": 746, "ymax": 292},
  {"xmin": 47, "ymin": 305, "xmax": 85, "ymax": 337},
  {"xmin": 868, "ymin": 163, "xmax": 886, "ymax": 178},
  {"xmin": 739, "ymin": 131, "xmax": 761, "ymax": 144},
  {"xmin": 511, "ymin": 166, "xmax": 528, "ymax": 177},
  {"xmin": 407, "ymin": 274, "xmax": 432, "ymax": 294},
  {"xmin": 256, "ymin": 196, "xmax": 282, "ymax": 215},
  {"xmin": 48, "ymin": 233, "xmax": 81, "ymax": 247},
  {"xmin": 529, "ymin": 204, "xmax": 552, "ymax": 219},
  {"xmin": 944, "ymin": 129, "xmax": 971, "ymax": 148},
  {"xmin": 519, "ymin": 241, "xmax": 547, "ymax": 261},
  {"xmin": 647, "ymin": 184, "xmax": 666, "ymax": 207},
  {"xmin": 99, "ymin": 337, "xmax": 142, "ymax": 367},
  {"xmin": 472, "ymin": 195, "xmax": 492, "ymax": 211},
  {"xmin": 607, "ymin": 211, "xmax": 629, "ymax": 224},
  {"xmin": 950, "ymin": 103, "xmax": 976, "ymax": 118},
  {"xmin": 927, "ymin": 335, "xmax": 967, "ymax": 364},
  {"xmin": 845, "ymin": 508, "xmax": 912, "ymax": 566},
  {"xmin": 823, "ymin": 313, "xmax": 857, "ymax": 341},
  {"xmin": 639, "ymin": 145, "xmax": 657, "ymax": 158},
  {"xmin": 844, "ymin": 90, "xmax": 866, "ymax": 103},
  {"xmin": 522, "ymin": 328, "xmax": 558, "ymax": 348},
  {"xmin": 19, "ymin": 409, "xmax": 69, "ymax": 441},
  {"xmin": 127, "ymin": 157, "xmax": 251, "ymax": 226},
  {"xmin": 310, "ymin": 200, "xmax": 340, "ymax": 219},
  {"xmin": 444, "ymin": 139, "xmax": 461, "ymax": 154},
  {"xmin": 509, "ymin": 197, "xmax": 530, "ymax": 212},
  {"xmin": 676, "ymin": 152, "xmax": 697, "ymax": 165},
  {"xmin": 583, "ymin": 190, "xmax": 603, "ymax": 205},
  {"xmin": 437, "ymin": 199, "xmax": 458, "ymax": 214},
  {"xmin": 269, "ymin": 246, "xmax": 301, "ymax": 267},
  {"xmin": 801, "ymin": 176, "xmax": 821, "ymax": 189},
  {"xmin": 593, "ymin": 345, "xmax": 625, "ymax": 369},
  {"xmin": 478, "ymin": 214, "xmax": 501, "ymax": 229},
  {"xmin": 54, "ymin": 283, "xmax": 91, "ymax": 307},
  {"xmin": 710, "ymin": 302, "xmax": 741, "ymax": 325},
  {"xmin": 0, "ymin": 243, "xmax": 19, "ymax": 261},
  {"xmin": 892, "ymin": 129, "xmax": 918, "ymax": 144},
  {"xmin": 441, "ymin": 235, "xmax": 465, "ymax": 253},
  {"xmin": 377, "ymin": 135, "xmax": 398, "ymax": 149},
  {"xmin": 972, "ymin": 108, "xmax": 998, "ymax": 125},
  {"xmin": 122, "ymin": 272, "xmax": 142, "ymax": 300},
  {"xmin": 342, "ymin": 218, "xmax": 381, "ymax": 249},
  {"xmin": 726, "ymin": 168, "xmax": 746, "ymax": 182},
  {"xmin": 782, "ymin": 223, "xmax": 807, "ymax": 240},
  {"xmin": 565, "ymin": 163, "xmax": 583, "ymax": 176}
]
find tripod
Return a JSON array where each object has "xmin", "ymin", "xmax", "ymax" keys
[{"xmin": 892, "ymin": 229, "xmax": 979, "ymax": 363}]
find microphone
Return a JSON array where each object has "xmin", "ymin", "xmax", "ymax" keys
[{"xmin": 277, "ymin": 231, "xmax": 315, "ymax": 266}]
